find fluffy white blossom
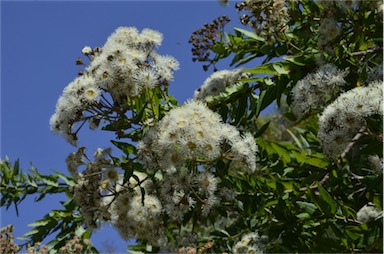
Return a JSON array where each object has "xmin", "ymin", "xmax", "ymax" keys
[
  {"xmin": 81, "ymin": 46, "xmax": 92, "ymax": 55},
  {"xmin": 367, "ymin": 64, "xmax": 383, "ymax": 83},
  {"xmin": 291, "ymin": 63, "xmax": 346, "ymax": 118},
  {"xmin": 138, "ymin": 100, "xmax": 257, "ymax": 173},
  {"xmin": 194, "ymin": 69, "xmax": 249, "ymax": 99},
  {"xmin": 139, "ymin": 28, "xmax": 163, "ymax": 47},
  {"xmin": 102, "ymin": 168, "xmax": 119, "ymax": 185},
  {"xmin": 368, "ymin": 155, "xmax": 383, "ymax": 175},
  {"xmin": 356, "ymin": 203, "xmax": 382, "ymax": 223},
  {"xmin": 101, "ymin": 171, "xmax": 167, "ymax": 246},
  {"xmin": 50, "ymin": 26, "xmax": 179, "ymax": 145},
  {"xmin": 233, "ymin": 231, "xmax": 265, "ymax": 254},
  {"xmin": 318, "ymin": 81, "xmax": 383, "ymax": 159},
  {"xmin": 317, "ymin": 17, "xmax": 341, "ymax": 53},
  {"xmin": 198, "ymin": 171, "xmax": 218, "ymax": 195}
]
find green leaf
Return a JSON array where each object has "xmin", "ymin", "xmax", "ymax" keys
[
  {"xmin": 102, "ymin": 116, "xmax": 131, "ymax": 131},
  {"xmin": 212, "ymin": 41, "xmax": 227, "ymax": 54},
  {"xmin": 317, "ymin": 182, "xmax": 337, "ymax": 215},
  {"xmin": 308, "ymin": 182, "xmax": 337, "ymax": 216},
  {"xmin": 296, "ymin": 201, "xmax": 318, "ymax": 215},
  {"xmin": 345, "ymin": 225, "xmax": 363, "ymax": 240},
  {"xmin": 245, "ymin": 63, "xmax": 280, "ymax": 75},
  {"xmin": 211, "ymin": 229, "xmax": 231, "ymax": 237},
  {"xmin": 52, "ymin": 170, "xmax": 75, "ymax": 187},
  {"xmin": 287, "ymin": 129, "xmax": 303, "ymax": 149},
  {"xmin": 234, "ymin": 27, "xmax": 265, "ymax": 42},
  {"xmin": 39, "ymin": 175, "xmax": 59, "ymax": 187},
  {"xmin": 75, "ymin": 225, "xmax": 87, "ymax": 237},
  {"xmin": 291, "ymin": 150, "xmax": 329, "ymax": 169},
  {"xmin": 28, "ymin": 219, "xmax": 50, "ymax": 228},
  {"xmin": 255, "ymin": 90, "xmax": 265, "ymax": 117},
  {"xmin": 272, "ymin": 63, "xmax": 289, "ymax": 75},
  {"xmin": 13, "ymin": 159, "xmax": 20, "ymax": 176},
  {"xmin": 111, "ymin": 140, "xmax": 136, "ymax": 156},
  {"xmin": 270, "ymin": 142, "xmax": 292, "ymax": 164},
  {"xmin": 129, "ymin": 243, "xmax": 147, "ymax": 252},
  {"xmin": 296, "ymin": 212, "xmax": 311, "ymax": 220},
  {"xmin": 235, "ymin": 53, "xmax": 258, "ymax": 67},
  {"xmin": 303, "ymin": 154, "xmax": 329, "ymax": 169},
  {"xmin": 255, "ymin": 121, "xmax": 270, "ymax": 138},
  {"xmin": 284, "ymin": 55, "xmax": 307, "ymax": 66},
  {"xmin": 27, "ymin": 174, "xmax": 38, "ymax": 188}
]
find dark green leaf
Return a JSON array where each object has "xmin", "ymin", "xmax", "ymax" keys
[{"xmin": 255, "ymin": 121, "xmax": 270, "ymax": 138}]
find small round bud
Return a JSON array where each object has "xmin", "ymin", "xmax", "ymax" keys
[{"xmin": 81, "ymin": 46, "xmax": 92, "ymax": 55}]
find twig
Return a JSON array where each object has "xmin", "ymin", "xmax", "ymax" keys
[
  {"xmin": 350, "ymin": 47, "xmax": 383, "ymax": 56},
  {"xmin": 337, "ymin": 127, "xmax": 367, "ymax": 165},
  {"xmin": 284, "ymin": 172, "xmax": 330, "ymax": 194}
]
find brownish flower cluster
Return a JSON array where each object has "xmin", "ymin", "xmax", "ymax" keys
[
  {"xmin": 178, "ymin": 240, "xmax": 214, "ymax": 254},
  {"xmin": 58, "ymin": 236, "xmax": 93, "ymax": 254},
  {"xmin": 0, "ymin": 225, "xmax": 21, "ymax": 254},
  {"xmin": 189, "ymin": 16, "xmax": 231, "ymax": 71}
]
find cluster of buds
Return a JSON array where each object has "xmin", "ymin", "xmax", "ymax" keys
[
  {"xmin": 236, "ymin": 0, "xmax": 289, "ymax": 44},
  {"xmin": 58, "ymin": 236, "xmax": 93, "ymax": 254},
  {"xmin": 26, "ymin": 242, "xmax": 49, "ymax": 254},
  {"xmin": 178, "ymin": 241, "xmax": 214, "ymax": 254},
  {"xmin": 189, "ymin": 16, "xmax": 231, "ymax": 71},
  {"xmin": 0, "ymin": 225, "xmax": 21, "ymax": 254}
]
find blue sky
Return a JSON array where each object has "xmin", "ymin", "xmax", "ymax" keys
[{"xmin": 0, "ymin": 0, "xmax": 260, "ymax": 252}]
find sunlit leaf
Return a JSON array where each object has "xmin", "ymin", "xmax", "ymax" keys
[{"xmin": 234, "ymin": 27, "xmax": 265, "ymax": 42}]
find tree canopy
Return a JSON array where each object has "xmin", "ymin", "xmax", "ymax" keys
[{"xmin": 1, "ymin": 0, "xmax": 383, "ymax": 253}]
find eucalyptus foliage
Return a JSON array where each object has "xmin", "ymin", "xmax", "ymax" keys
[{"xmin": 1, "ymin": 1, "xmax": 383, "ymax": 253}]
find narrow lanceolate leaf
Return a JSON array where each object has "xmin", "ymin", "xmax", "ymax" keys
[
  {"xmin": 28, "ymin": 219, "xmax": 50, "ymax": 228},
  {"xmin": 316, "ymin": 182, "xmax": 338, "ymax": 215},
  {"xmin": 21, "ymin": 228, "xmax": 39, "ymax": 238},
  {"xmin": 111, "ymin": 140, "xmax": 136, "ymax": 156},
  {"xmin": 246, "ymin": 63, "xmax": 280, "ymax": 76},
  {"xmin": 272, "ymin": 63, "xmax": 289, "ymax": 75},
  {"xmin": 39, "ymin": 175, "xmax": 59, "ymax": 187},
  {"xmin": 255, "ymin": 121, "xmax": 270, "ymax": 138},
  {"xmin": 234, "ymin": 27, "xmax": 265, "ymax": 41},
  {"xmin": 52, "ymin": 170, "xmax": 75, "ymax": 187},
  {"xmin": 296, "ymin": 201, "xmax": 318, "ymax": 215},
  {"xmin": 308, "ymin": 183, "xmax": 338, "ymax": 216}
]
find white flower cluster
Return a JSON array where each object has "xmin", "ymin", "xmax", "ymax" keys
[
  {"xmin": 318, "ymin": 0, "xmax": 358, "ymax": 11},
  {"xmin": 68, "ymin": 146, "xmax": 167, "ymax": 245},
  {"xmin": 50, "ymin": 27, "xmax": 179, "ymax": 145},
  {"xmin": 104, "ymin": 173, "xmax": 167, "ymax": 246},
  {"xmin": 102, "ymin": 168, "xmax": 232, "ymax": 246},
  {"xmin": 81, "ymin": 46, "xmax": 92, "ymax": 55},
  {"xmin": 318, "ymin": 81, "xmax": 383, "ymax": 159},
  {"xmin": 138, "ymin": 100, "xmax": 258, "ymax": 173},
  {"xmin": 291, "ymin": 63, "xmax": 346, "ymax": 118},
  {"xmin": 67, "ymin": 145, "xmax": 233, "ymax": 246},
  {"xmin": 356, "ymin": 203, "xmax": 382, "ymax": 223},
  {"xmin": 367, "ymin": 63, "xmax": 383, "ymax": 83},
  {"xmin": 50, "ymin": 75, "xmax": 102, "ymax": 145},
  {"xmin": 232, "ymin": 231, "xmax": 265, "ymax": 254},
  {"xmin": 159, "ymin": 170, "xmax": 223, "ymax": 222},
  {"xmin": 86, "ymin": 26, "xmax": 179, "ymax": 100},
  {"xmin": 317, "ymin": 17, "xmax": 341, "ymax": 53},
  {"xmin": 368, "ymin": 155, "xmax": 383, "ymax": 175},
  {"xmin": 194, "ymin": 69, "xmax": 249, "ymax": 100}
]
